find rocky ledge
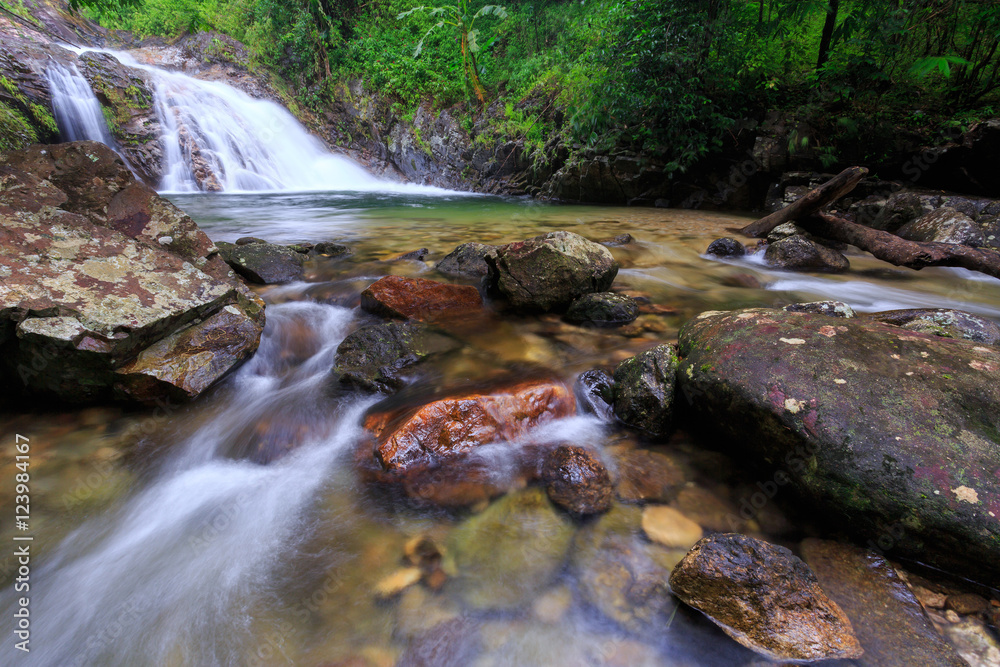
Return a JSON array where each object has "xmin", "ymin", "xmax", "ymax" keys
[{"xmin": 0, "ymin": 141, "xmax": 264, "ymax": 405}]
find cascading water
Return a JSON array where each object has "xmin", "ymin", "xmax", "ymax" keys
[
  {"xmin": 0, "ymin": 302, "xmax": 372, "ymax": 666},
  {"xmin": 45, "ymin": 62, "xmax": 116, "ymax": 146},
  {"xmin": 51, "ymin": 46, "xmax": 442, "ymax": 194}
]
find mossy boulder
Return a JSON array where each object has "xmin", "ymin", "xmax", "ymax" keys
[
  {"xmin": 217, "ymin": 239, "xmax": 305, "ymax": 284},
  {"xmin": 333, "ymin": 320, "xmax": 459, "ymax": 393},
  {"xmin": 485, "ymin": 231, "xmax": 618, "ymax": 312},
  {"xmin": 445, "ymin": 487, "xmax": 575, "ymax": 610},
  {"xmin": 677, "ymin": 307, "xmax": 1000, "ymax": 579}
]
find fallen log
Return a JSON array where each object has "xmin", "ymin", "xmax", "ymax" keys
[
  {"xmin": 800, "ymin": 212, "xmax": 1000, "ymax": 280},
  {"xmin": 740, "ymin": 166, "xmax": 869, "ymax": 238}
]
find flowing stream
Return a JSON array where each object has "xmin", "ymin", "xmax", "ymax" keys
[{"xmin": 5, "ymin": 44, "xmax": 1000, "ymax": 667}]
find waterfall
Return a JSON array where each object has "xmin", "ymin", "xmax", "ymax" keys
[
  {"xmin": 45, "ymin": 62, "xmax": 116, "ymax": 146},
  {"xmin": 49, "ymin": 45, "xmax": 434, "ymax": 194}
]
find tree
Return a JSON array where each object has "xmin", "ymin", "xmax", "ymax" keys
[{"xmin": 398, "ymin": 0, "xmax": 508, "ymax": 104}]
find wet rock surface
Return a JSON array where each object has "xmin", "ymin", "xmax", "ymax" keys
[
  {"xmin": 897, "ymin": 207, "xmax": 985, "ymax": 247},
  {"xmin": 360, "ymin": 275, "xmax": 483, "ymax": 322},
  {"xmin": 783, "ymin": 300, "xmax": 856, "ymax": 318},
  {"xmin": 366, "ymin": 380, "xmax": 575, "ymax": 471},
  {"xmin": 0, "ymin": 141, "xmax": 262, "ymax": 405},
  {"xmin": 613, "ymin": 449, "xmax": 686, "ymax": 504},
  {"xmin": 801, "ymin": 539, "xmax": 965, "ymax": 667},
  {"xmin": 564, "ymin": 292, "xmax": 639, "ymax": 327},
  {"xmin": 706, "ymin": 237, "xmax": 746, "ymax": 257},
  {"xmin": 764, "ymin": 235, "xmax": 850, "ymax": 273},
  {"xmin": 573, "ymin": 369, "xmax": 615, "ymax": 421},
  {"xmin": 333, "ymin": 320, "xmax": 459, "ymax": 393},
  {"xmin": 669, "ymin": 533, "xmax": 863, "ymax": 662},
  {"xmin": 435, "ymin": 242, "xmax": 496, "ymax": 279},
  {"xmin": 612, "ymin": 344, "xmax": 679, "ymax": 436},
  {"xmin": 542, "ymin": 444, "xmax": 614, "ymax": 515},
  {"xmin": 677, "ymin": 307, "xmax": 1000, "ymax": 579},
  {"xmin": 217, "ymin": 239, "xmax": 305, "ymax": 284},
  {"xmin": 485, "ymin": 231, "xmax": 619, "ymax": 312}
]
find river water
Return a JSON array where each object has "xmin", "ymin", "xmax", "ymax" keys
[{"xmin": 2, "ymin": 193, "xmax": 999, "ymax": 666}]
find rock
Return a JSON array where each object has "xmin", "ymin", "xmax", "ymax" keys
[
  {"xmin": 873, "ymin": 191, "xmax": 941, "ymax": 233},
  {"xmin": 393, "ymin": 248, "xmax": 429, "ymax": 261},
  {"xmin": 333, "ymin": 321, "xmax": 459, "ymax": 393},
  {"xmin": 601, "ymin": 233, "xmax": 635, "ymax": 247},
  {"xmin": 373, "ymin": 567, "xmax": 423, "ymax": 600},
  {"xmin": 801, "ymin": 539, "xmax": 966, "ymax": 667},
  {"xmin": 313, "ymin": 241, "xmax": 351, "ymax": 257},
  {"xmin": 671, "ymin": 485, "xmax": 743, "ymax": 533},
  {"xmin": 868, "ymin": 308, "xmax": 1000, "ymax": 345},
  {"xmin": 485, "ymin": 231, "xmax": 619, "ymax": 312},
  {"xmin": 435, "ymin": 242, "xmax": 496, "ymax": 279},
  {"xmin": 217, "ymin": 241, "xmax": 305, "ymax": 284},
  {"xmin": 542, "ymin": 445, "xmax": 613, "ymax": 515},
  {"xmin": 677, "ymin": 307, "xmax": 1000, "ymax": 579},
  {"xmin": 783, "ymin": 300, "xmax": 856, "ymax": 318},
  {"xmin": 398, "ymin": 458, "xmax": 510, "ymax": 508},
  {"xmin": 114, "ymin": 306, "xmax": 262, "ymax": 402},
  {"xmin": 235, "ymin": 236, "xmax": 267, "ymax": 245},
  {"xmin": 360, "ymin": 276, "xmax": 483, "ymax": 323},
  {"xmin": 573, "ymin": 369, "xmax": 615, "ymax": 421},
  {"xmin": 0, "ymin": 142, "xmax": 262, "ymax": 405},
  {"xmin": 367, "ymin": 381, "xmax": 575, "ymax": 471},
  {"xmin": 446, "ymin": 487, "xmax": 574, "ymax": 610},
  {"xmin": 670, "ymin": 534, "xmax": 863, "ymax": 662},
  {"xmin": 705, "ymin": 237, "xmax": 747, "ymax": 257},
  {"xmin": 766, "ymin": 222, "xmax": 808, "ymax": 244},
  {"xmin": 614, "ymin": 449, "xmax": 686, "ymax": 504},
  {"xmin": 897, "ymin": 208, "xmax": 985, "ymax": 246},
  {"xmin": 980, "ymin": 215, "xmax": 1000, "ymax": 250},
  {"xmin": 397, "ymin": 617, "xmax": 481, "ymax": 667},
  {"xmin": 946, "ymin": 594, "xmax": 991, "ymax": 616},
  {"xmin": 572, "ymin": 504, "xmax": 680, "ymax": 633},
  {"xmin": 764, "ymin": 235, "xmax": 850, "ymax": 273},
  {"xmin": 612, "ymin": 345, "xmax": 679, "ymax": 436},
  {"xmin": 641, "ymin": 506, "xmax": 702, "ymax": 549},
  {"xmin": 564, "ymin": 292, "xmax": 638, "ymax": 327},
  {"xmin": 937, "ymin": 619, "xmax": 1000, "ymax": 667}
]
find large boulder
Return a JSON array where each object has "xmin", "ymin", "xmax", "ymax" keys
[
  {"xmin": 868, "ymin": 308, "xmax": 1000, "ymax": 345},
  {"xmin": 0, "ymin": 142, "xmax": 263, "ymax": 405},
  {"xmin": 897, "ymin": 207, "xmax": 985, "ymax": 247},
  {"xmin": 669, "ymin": 534, "xmax": 863, "ymax": 662},
  {"xmin": 365, "ymin": 381, "xmax": 575, "ymax": 471},
  {"xmin": 360, "ymin": 275, "xmax": 483, "ymax": 322},
  {"xmin": 612, "ymin": 344, "xmax": 679, "ymax": 436},
  {"xmin": 564, "ymin": 292, "xmax": 638, "ymax": 327},
  {"xmin": 485, "ymin": 231, "xmax": 618, "ymax": 312},
  {"xmin": 676, "ymin": 307, "xmax": 1000, "ymax": 579}
]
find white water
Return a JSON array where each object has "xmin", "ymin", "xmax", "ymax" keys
[
  {"xmin": 51, "ymin": 45, "xmax": 450, "ymax": 195},
  {"xmin": 45, "ymin": 62, "xmax": 116, "ymax": 146},
  {"xmin": 0, "ymin": 303, "xmax": 372, "ymax": 666}
]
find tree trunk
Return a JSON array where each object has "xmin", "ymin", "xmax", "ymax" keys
[
  {"xmin": 739, "ymin": 166, "xmax": 868, "ymax": 238},
  {"xmin": 801, "ymin": 212, "xmax": 1000, "ymax": 280},
  {"xmin": 816, "ymin": 0, "xmax": 840, "ymax": 70}
]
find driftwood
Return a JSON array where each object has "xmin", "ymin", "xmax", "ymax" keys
[
  {"xmin": 740, "ymin": 166, "xmax": 869, "ymax": 238},
  {"xmin": 800, "ymin": 212, "xmax": 1000, "ymax": 280}
]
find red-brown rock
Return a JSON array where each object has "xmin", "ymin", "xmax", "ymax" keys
[
  {"xmin": 360, "ymin": 275, "xmax": 483, "ymax": 322},
  {"xmin": 369, "ymin": 381, "xmax": 575, "ymax": 471}
]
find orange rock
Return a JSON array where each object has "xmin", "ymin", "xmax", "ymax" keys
[
  {"xmin": 371, "ymin": 382, "xmax": 575, "ymax": 471},
  {"xmin": 360, "ymin": 275, "xmax": 483, "ymax": 322}
]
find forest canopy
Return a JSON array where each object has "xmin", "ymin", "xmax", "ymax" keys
[{"xmin": 75, "ymin": 0, "xmax": 1000, "ymax": 171}]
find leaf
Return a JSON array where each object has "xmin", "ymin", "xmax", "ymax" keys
[
  {"xmin": 909, "ymin": 55, "xmax": 972, "ymax": 79},
  {"xmin": 473, "ymin": 5, "xmax": 509, "ymax": 21},
  {"xmin": 468, "ymin": 28, "xmax": 479, "ymax": 53},
  {"xmin": 414, "ymin": 22, "xmax": 445, "ymax": 57}
]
